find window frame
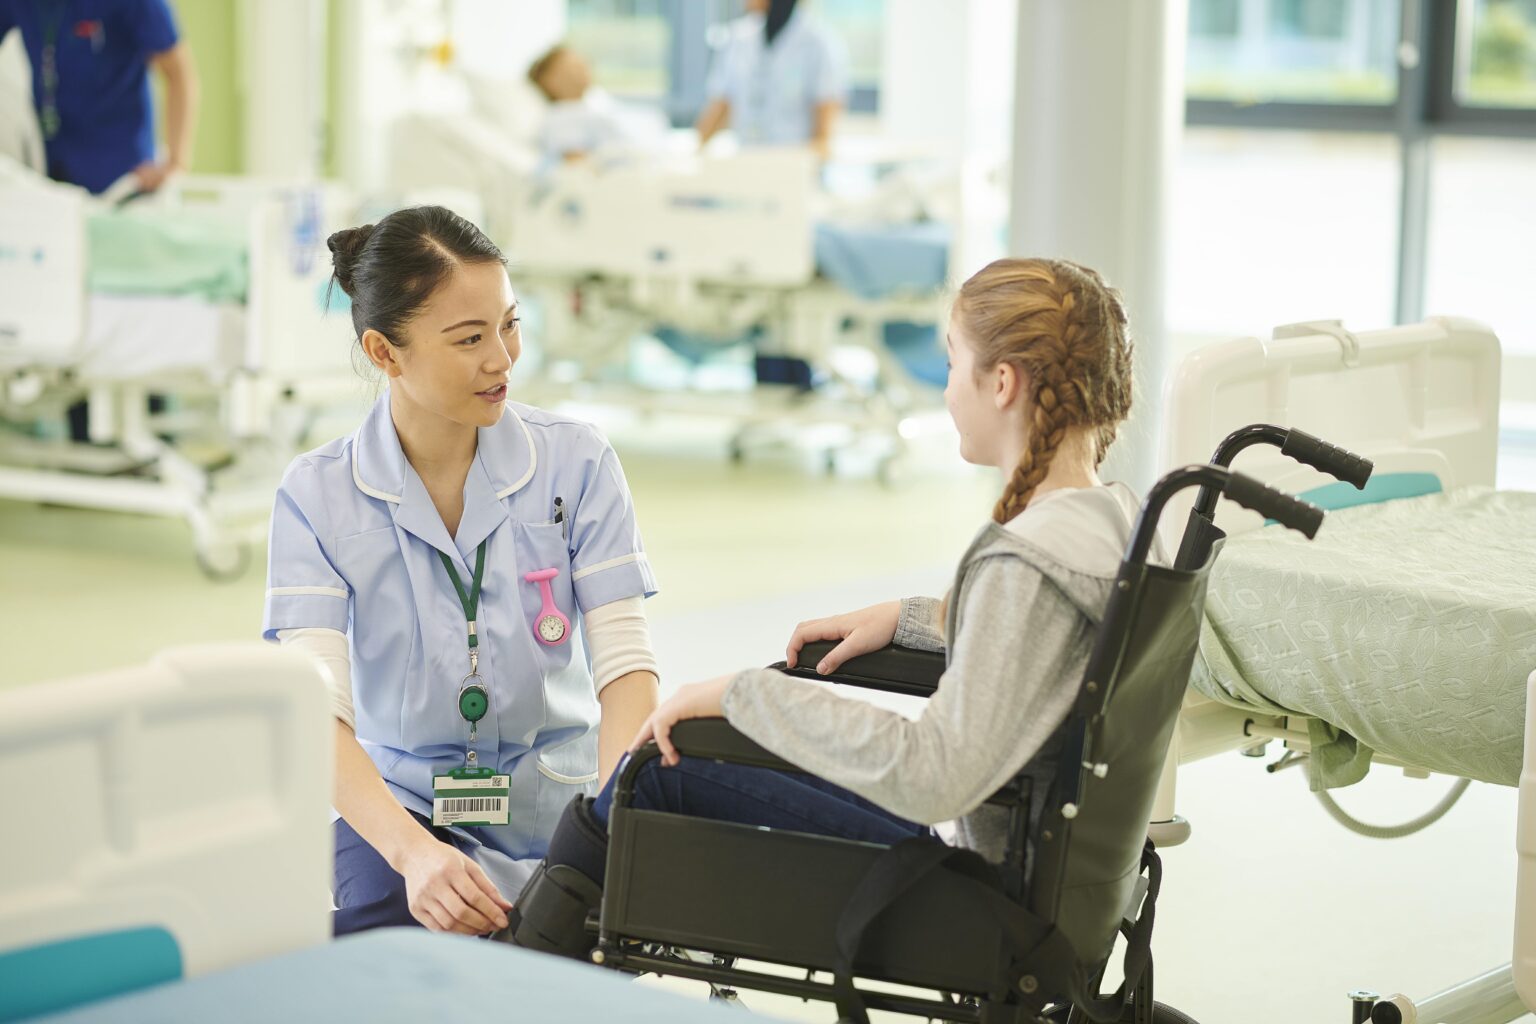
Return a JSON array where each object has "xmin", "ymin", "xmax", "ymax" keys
[{"xmin": 1184, "ymin": 0, "xmax": 1536, "ymax": 325}]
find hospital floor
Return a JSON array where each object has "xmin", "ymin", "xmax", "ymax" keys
[{"xmin": 1, "ymin": 425, "xmax": 1533, "ymax": 1024}]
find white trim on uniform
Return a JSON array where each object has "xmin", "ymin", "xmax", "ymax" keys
[
  {"xmin": 570, "ymin": 552, "xmax": 645, "ymax": 582},
  {"xmin": 267, "ymin": 586, "xmax": 350, "ymax": 599},
  {"xmin": 351, "ymin": 442, "xmax": 402, "ymax": 504},
  {"xmin": 537, "ymin": 761, "xmax": 599, "ymax": 785},
  {"xmin": 495, "ymin": 406, "xmax": 539, "ymax": 498}
]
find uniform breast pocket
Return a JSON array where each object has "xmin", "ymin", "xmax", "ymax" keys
[{"xmin": 514, "ymin": 521, "xmax": 577, "ymax": 650}]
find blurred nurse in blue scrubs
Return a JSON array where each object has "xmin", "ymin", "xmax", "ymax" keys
[{"xmin": 696, "ymin": 0, "xmax": 847, "ymax": 160}]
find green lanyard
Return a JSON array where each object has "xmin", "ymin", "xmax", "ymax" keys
[
  {"xmin": 437, "ymin": 541, "xmax": 487, "ymax": 659},
  {"xmin": 33, "ymin": 1, "xmax": 71, "ymax": 141},
  {"xmin": 439, "ymin": 542, "xmax": 490, "ymax": 762}
]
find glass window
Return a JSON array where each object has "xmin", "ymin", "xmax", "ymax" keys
[
  {"xmin": 1190, "ymin": 0, "xmax": 1242, "ymax": 37},
  {"xmin": 1458, "ymin": 0, "xmax": 1536, "ymax": 108},
  {"xmin": 1169, "ymin": 128, "xmax": 1400, "ymax": 338},
  {"xmin": 1270, "ymin": 0, "xmax": 1349, "ymax": 39},
  {"xmin": 1425, "ymin": 137, "xmax": 1536, "ymax": 356},
  {"xmin": 567, "ymin": 0, "xmax": 670, "ymax": 97},
  {"xmin": 816, "ymin": 0, "xmax": 884, "ymax": 92},
  {"xmin": 1186, "ymin": 0, "xmax": 1399, "ymax": 104}
]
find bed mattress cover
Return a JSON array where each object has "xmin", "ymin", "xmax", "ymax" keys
[{"xmin": 1191, "ymin": 487, "xmax": 1535, "ymax": 789}]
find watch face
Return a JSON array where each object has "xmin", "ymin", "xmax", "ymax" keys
[{"xmin": 538, "ymin": 615, "xmax": 567, "ymax": 643}]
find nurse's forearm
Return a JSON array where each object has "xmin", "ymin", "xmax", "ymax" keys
[
  {"xmin": 696, "ymin": 99, "xmax": 730, "ymax": 145},
  {"xmin": 811, "ymin": 101, "xmax": 840, "ymax": 161},
  {"xmin": 153, "ymin": 43, "xmax": 198, "ymax": 170},
  {"xmin": 597, "ymin": 670, "xmax": 660, "ymax": 785},
  {"xmin": 332, "ymin": 720, "xmax": 434, "ymax": 870}
]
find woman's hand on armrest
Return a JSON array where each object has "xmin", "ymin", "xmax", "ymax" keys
[
  {"xmin": 785, "ymin": 600, "xmax": 901, "ymax": 676},
  {"xmin": 631, "ymin": 676, "xmax": 731, "ymax": 767}
]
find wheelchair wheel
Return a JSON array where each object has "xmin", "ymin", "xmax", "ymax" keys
[
  {"xmin": 1042, "ymin": 1002, "xmax": 1201, "ymax": 1024},
  {"xmin": 1141, "ymin": 1004, "xmax": 1200, "ymax": 1024}
]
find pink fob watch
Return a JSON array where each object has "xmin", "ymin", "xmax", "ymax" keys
[{"xmin": 524, "ymin": 568, "xmax": 570, "ymax": 646}]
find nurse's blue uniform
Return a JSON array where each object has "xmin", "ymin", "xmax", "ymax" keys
[
  {"xmin": 262, "ymin": 393, "xmax": 657, "ymax": 923},
  {"xmin": 705, "ymin": 8, "xmax": 847, "ymax": 146}
]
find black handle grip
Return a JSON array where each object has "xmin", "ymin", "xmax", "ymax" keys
[
  {"xmin": 1223, "ymin": 472, "xmax": 1325, "ymax": 538},
  {"xmin": 1280, "ymin": 429, "xmax": 1374, "ymax": 490}
]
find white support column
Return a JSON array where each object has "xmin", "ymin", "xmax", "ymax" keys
[
  {"xmin": 880, "ymin": 0, "xmax": 1017, "ymax": 279},
  {"xmin": 1007, "ymin": 0, "xmax": 1187, "ymax": 491},
  {"xmin": 240, "ymin": 0, "xmax": 327, "ymax": 180}
]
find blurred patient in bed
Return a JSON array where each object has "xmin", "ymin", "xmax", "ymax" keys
[{"xmin": 527, "ymin": 44, "xmax": 666, "ymax": 163}]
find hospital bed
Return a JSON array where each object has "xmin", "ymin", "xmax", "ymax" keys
[
  {"xmin": 1153, "ymin": 317, "xmax": 1534, "ymax": 1023},
  {"xmin": 390, "ymin": 115, "xmax": 956, "ymax": 480},
  {"xmin": 0, "ymin": 644, "xmax": 333, "ymax": 1020},
  {"xmin": 0, "ymin": 647, "xmax": 755, "ymax": 1024},
  {"xmin": 0, "ymin": 171, "xmax": 359, "ymax": 578}
]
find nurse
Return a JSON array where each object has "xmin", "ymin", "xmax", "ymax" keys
[
  {"xmin": 696, "ymin": 0, "xmax": 847, "ymax": 159},
  {"xmin": 263, "ymin": 206, "xmax": 661, "ymax": 937}
]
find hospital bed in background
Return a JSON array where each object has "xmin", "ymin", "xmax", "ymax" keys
[
  {"xmin": 390, "ymin": 116, "xmax": 959, "ymax": 481},
  {"xmin": 0, "ymin": 172, "xmax": 361, "ymax": 577},
  {"xmin": 1153, "ymin": 317, "xmax": 1534, "ymax": 1023}
]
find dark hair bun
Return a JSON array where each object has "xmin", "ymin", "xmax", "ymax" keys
[{"xmin": 327, "ymin": 224, "xmax": 375, "ymax": 294}]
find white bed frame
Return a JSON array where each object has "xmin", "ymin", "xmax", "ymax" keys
[
  {"xmin": 0, "ymin": 644, "xmax": 332, "ymax": 1011},
  {"xmin": 0, "ymin": 175, "xmax": 359, "ymax": 576},
  {"xmin": 388, "ymin": 118, "xmax": 954, "ymax": 477},
  {"xmin": 1156, "ymin": 317, "xmax": 1527, "ymax": 1022}
]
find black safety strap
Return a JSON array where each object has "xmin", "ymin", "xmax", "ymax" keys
[
  {"xmin": 833, "ymin": 839, "xmax": 1163, "ymax": 1024},
  {"xmin": 1065, "ymin": 840, "xmax": 1161, "ymax": 1022}
]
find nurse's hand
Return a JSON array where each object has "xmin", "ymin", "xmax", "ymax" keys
[
  {"xmin": 398, "ymin": 838, "xmax": 513, "ymax": 935},
  {"xmin": 631, "ymin": 677, "xmax": 731, "ymax": 767},
  {"xmin": 784, "ymin": 600, "xmax": 901, "ymax": 675},
  {"xmin": 131, "ymin": 160, "xmax": 181, "ymax": 194}
]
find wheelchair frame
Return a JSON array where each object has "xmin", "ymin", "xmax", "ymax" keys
[{"xmin": 582, "ymin": 433, "xmax": 1350, "ymax": 1023}]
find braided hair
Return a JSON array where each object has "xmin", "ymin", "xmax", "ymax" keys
[{"xmin": 952, "ymin": 258, "xmax": 1134, "ymax": 525}]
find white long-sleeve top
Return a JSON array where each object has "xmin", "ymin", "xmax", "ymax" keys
[{"xmin": 278, "ymin": 595, "xmax": 657, "ymax": 728}]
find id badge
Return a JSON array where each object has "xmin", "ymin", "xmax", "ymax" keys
[{"xmin": 432, "ymin": 766, "xmax": 510, "ymax": 827}]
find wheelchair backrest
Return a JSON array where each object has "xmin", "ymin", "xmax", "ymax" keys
[{"xmin": 1025, "ymin": 546, "xmax": 1218, "ymax": 964}]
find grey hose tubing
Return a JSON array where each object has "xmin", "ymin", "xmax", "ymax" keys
[{"xmin": 1313, "ymin": 777, "xmax": 1473, "ymax": 839}]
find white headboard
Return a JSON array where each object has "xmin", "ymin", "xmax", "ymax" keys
[
  {"xmin": 1159, "ymin": 317, "xmax": 1502, "ymax": 535},
  {"xmin": 0, "ymin": 176, "xmax": 87, "ymax": 368},
  {"xmin": 0, "ymin": 645, "xmax": 333, "ymax": 986},
  {"xmin": 512, "ymin": 148, "xmax": 818, "ymax": 286}
]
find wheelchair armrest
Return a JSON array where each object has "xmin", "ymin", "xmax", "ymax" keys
[
  {"xmin": 768, "ymin": 640, "xmax": 945, "ymax": 698},
  {"xmin": 615, "ymin": 720, "xmax": 813, "ymax": 809}
]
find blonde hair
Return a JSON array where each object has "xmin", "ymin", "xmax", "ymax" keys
[
  {"xmin": 527, "ymin": 44, "xmax": 569, "ymax": 101},
  {"xmin": 952, "ymin": 257, "xmax": 1134, "ymax": 525}
]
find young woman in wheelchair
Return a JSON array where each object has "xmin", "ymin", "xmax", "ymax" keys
[{"xmin": 508, "ymin": 257, "xmax": 1156, "ymax": 957}]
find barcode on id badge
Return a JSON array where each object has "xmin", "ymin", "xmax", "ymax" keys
[{"xmin": 440, "ymin": 798, "xmax": 507, "ymax": 813}]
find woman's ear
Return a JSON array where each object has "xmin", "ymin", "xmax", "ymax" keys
[
  {"xmin": 360, "ymin": 329, "xmax": 402, "ymax": 378},
  {"xmin": 994, "ymin": 361, "xmax": 1028, "ymax": 412}
]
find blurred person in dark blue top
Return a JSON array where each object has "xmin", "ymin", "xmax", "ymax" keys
[{"xmin": 0, "ymin": 0, "xmax": 198, "ymax": 195}]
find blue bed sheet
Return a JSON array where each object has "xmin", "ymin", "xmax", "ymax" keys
[
  {"xmin": 654, "ymin": 220, "xmax": 951, "ymax": 384},
  {"xmin": 36, "ymin": 929, "xmax": 734, "ymax": 1023}
]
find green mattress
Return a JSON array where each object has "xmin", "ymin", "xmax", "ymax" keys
[
  {"xmin": 1192, "ymin": 487, "xmax": 1535, "ymax": 790},
  {"xmin": 87, "ymin": 208, "xmax": 248, "ymax": 303}
]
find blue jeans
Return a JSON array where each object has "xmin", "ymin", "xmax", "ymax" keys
[{"xmin": 592, "ymin": 754, "xmax": 930, "ymax": 846}]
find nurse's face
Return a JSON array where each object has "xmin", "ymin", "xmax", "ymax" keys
[{"xmin": 384, "ymin": 260, "xmax": 520, "ymax": 429}]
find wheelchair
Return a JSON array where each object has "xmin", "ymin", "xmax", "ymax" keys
[{"xmin": 533, "ymin": 427, "xmax": 1368, "ymax": 1023}]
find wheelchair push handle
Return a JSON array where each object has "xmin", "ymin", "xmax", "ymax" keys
[
  {"xmin": 1223, "ymin": 471, "xmax": 1325, "ymax": 538},
  {"xmin": 1279, "ymin": 428, "xmax": 1374, "ymax": 490}
]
